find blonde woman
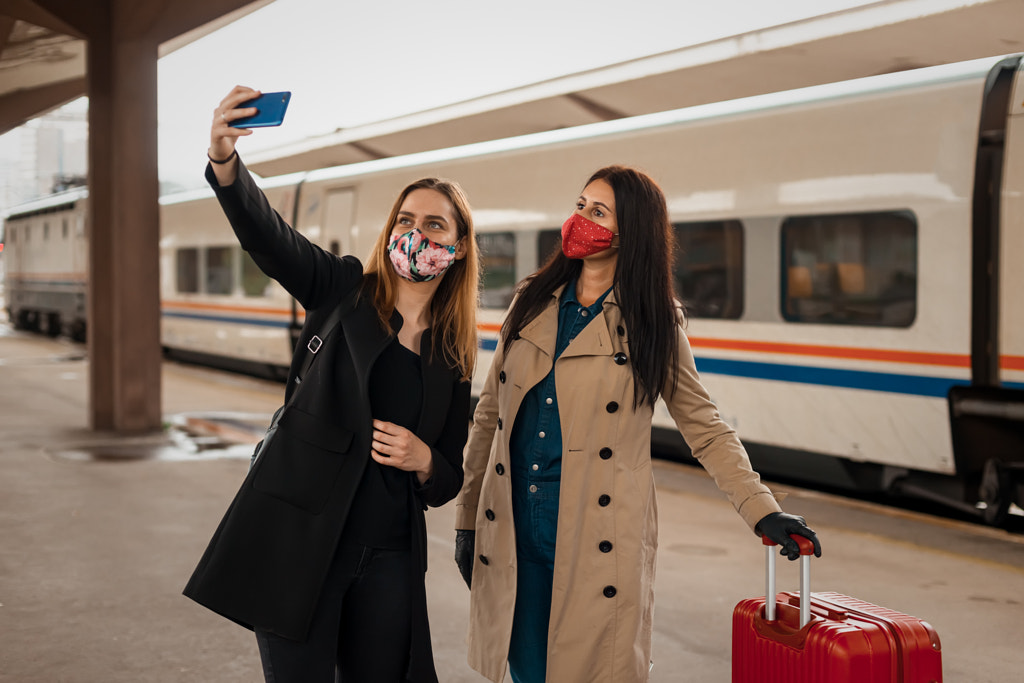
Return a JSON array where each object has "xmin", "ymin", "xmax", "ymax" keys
[{"xmin": 185, "ymin": 86, "xmax": 480, "ymax": 683}]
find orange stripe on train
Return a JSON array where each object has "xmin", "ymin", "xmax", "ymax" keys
[{"xmin": 687, "ymin": 337, "xmax": 971, "ymax": 368}]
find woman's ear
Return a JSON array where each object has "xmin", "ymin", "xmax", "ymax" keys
[{"xmin": 454, "ymin": 237, "xmax": 468, "ymax": 260}]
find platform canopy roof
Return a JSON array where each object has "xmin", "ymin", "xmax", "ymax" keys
[
  {"xmin": 244, "ymin": 0, "xmax": 1024, "ymax": 178},
  {"xmin": 0, "ymin": 0, "xmax": 275, "ymax": 137}
]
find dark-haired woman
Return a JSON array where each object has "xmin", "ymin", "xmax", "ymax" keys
[
  {"xmin": 453, "ymin": 166, "xmax": 821, "ymax": 683},
  {"xmin": 184, "ymin": 86, "xmax": 480, "ymax": 683}
]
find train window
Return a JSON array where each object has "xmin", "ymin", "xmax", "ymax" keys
[
  {"xmin": 781, "ymin": 211, "xmax": 917, "ymax": 327},
  {"xmin": 241, "ymin": 249, "xmax": 272, "ymax": 297},
  {"xmin": 479, "ymin": 232, "xmax": 517, "ymax": 309},
  {"xmin": 672, "ymin": 221, "xmax": 744, "ymax": 318},
  {"xmin": 176, "ymin": 248, "xmax": 199, "ymax": 294},
  {"xmin": 205, "ymin": 246, "xmax": 234, "ymax": 295},
  {"xmin": 537, "ymin": 229, "xmax": 561, "ymax": 269}
]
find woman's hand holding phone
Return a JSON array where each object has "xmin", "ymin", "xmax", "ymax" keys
[{"xmin": 208, "ymin": 86, "xmax": 261, "ymax": 186}]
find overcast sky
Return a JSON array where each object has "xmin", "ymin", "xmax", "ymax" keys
[
  {"xmin": 1, "ymin": 0, "xmax": 875, "ymax": 196},
  {"xmin": 154, "ymin": 0, "xmax": 879, "ymax": 186}
]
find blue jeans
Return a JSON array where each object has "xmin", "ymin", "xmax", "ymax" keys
[
  {"xmin": 509, "ymin": 477, "xmax": 559, "ymax": 683},
  {"xmin": 254, "ymin": 542, "xmax": 412, "ymax": 683}
]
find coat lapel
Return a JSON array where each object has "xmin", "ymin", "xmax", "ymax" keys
[
  {"xmin": 517, "ymin": 285, "xmax": 563, "ymax": 360},
  {"xmin": 341, "ymin": 298, "xmax": 397, "ymax": 398},
  {"xmin": 558, "ymin": 312, "xmax": 611, "ymax": 359},
  {"xmin": 558, "ymin": 289, "xmax": 619, "ymax": 360}
]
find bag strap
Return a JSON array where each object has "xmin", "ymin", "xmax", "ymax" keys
[{"xmin": 294, "ymin": 297, "xmax": 349, "ymax": 386}]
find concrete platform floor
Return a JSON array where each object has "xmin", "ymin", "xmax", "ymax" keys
[{"xmin": 1, "ymin": 328, "xmax": 1022, "ymax": 682}]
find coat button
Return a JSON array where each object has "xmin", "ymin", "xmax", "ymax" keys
[
  {"xmin": 613, "ymin": 352, "xmax": 627, "ymax": 365},
  {"xmin": 603, "ymin": 585, "xmax": 617, "ymax": 598},
  {"xmin": 617, "ymin": 325, "xmax": 625, "ymax": 336},
  {"xmin": 499, "ymin": 371, "xmax": 506, "ymax": 383},
  {"xmin": 495, "ymin": 463, "xmax": 505, "ymax": 475},
  {"xmin": 485, "ymin": 509, "xmax": 495, "ymax": 521},
  {"xmin": 599, "ymin": 541, "xmax": 613, "ymax": 553},
  {"xmin": 606, "ymin": 401, "xmax": 619, "ymax": 413},
  {"xmin": 479, "ymin": 555, "xmax": 490, "ymax": 566},
  {"xmin": 599, "ymin": 447, "xmax": 613, "ymax": 460},
  {"xmin": 497, "ymin": 417, "xmax": 503, "ymax": 430},
  {"xmin": 598, "ymin": 494, "xmax": 611, "ymax": 506}
]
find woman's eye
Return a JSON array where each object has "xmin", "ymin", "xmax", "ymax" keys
[
  {"xmin": 428, "ymin": 221, "xmax": 443, "ymax": 230},
  {"xmin": 576, "ymin": 202, "xmax": 585, "ymax": 210},
  {"xmin": 593, "ymin": 209, "xmax": 604, "ymax": 218},
  {"xmin": 398, "ymin": 217, "xmax": 411, "ymax": 225}
]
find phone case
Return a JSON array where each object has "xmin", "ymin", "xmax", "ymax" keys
[{"xmin": 232, "ymin": 91, "xmax": 291, "ymax": 128}]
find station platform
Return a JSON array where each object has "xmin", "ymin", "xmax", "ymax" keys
[{"xmin": 1, "ymin": 325, "xmax": 1022, "ymax": 682}]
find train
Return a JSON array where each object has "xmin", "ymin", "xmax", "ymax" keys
[{"xmin": 4, "ymin": 54, "xmax": 1024, "ymax": 525}]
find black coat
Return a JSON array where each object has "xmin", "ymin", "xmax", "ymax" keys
[{"xmin": 183, "ymin": 161, "xmax": 469, "ymax": 683}]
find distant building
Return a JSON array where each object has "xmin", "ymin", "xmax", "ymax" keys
[{"xmin": 0, "ymin": 99, "xmax": 88, "ymax": 216}]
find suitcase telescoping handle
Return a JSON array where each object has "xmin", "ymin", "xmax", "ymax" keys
[{"xmin": 762, "ymin": 534, "xmax": 817, "ymax": 628}]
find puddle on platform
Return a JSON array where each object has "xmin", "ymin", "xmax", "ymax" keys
[{"xmin": 47, "ymin": 412, "xmax": 271, "ymax": 463}]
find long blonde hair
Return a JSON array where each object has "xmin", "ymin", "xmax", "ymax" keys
[{"xmin": 363, "ymin": 178, "xmax": 479, "ymax": 380}]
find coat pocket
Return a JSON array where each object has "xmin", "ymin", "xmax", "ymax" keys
[{"xmin": 251, "ymin": 407, "xmax": 355, "ymax": 514}]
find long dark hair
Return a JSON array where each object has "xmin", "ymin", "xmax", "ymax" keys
[{"xmin": 501, "ymin": 165, "xmax": 681, "ymax": 408}]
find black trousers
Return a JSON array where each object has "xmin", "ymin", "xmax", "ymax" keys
[{"xmin": 255, "ymin": 541, "xmax": 413, "ymax": 683}]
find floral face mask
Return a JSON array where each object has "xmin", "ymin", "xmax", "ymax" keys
[{"xmin": 387, "ymin": 227, "xmax": 458, "ymax": 282}]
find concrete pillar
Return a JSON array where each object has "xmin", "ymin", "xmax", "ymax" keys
[{"xmin": 86, "ymin": 26, "xmax": 162, "ymax": 431}]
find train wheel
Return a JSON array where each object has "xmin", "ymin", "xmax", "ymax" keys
[
  {"xmin": 44, "ymin": 313, "xmax": 61, "ymax": 337},
  {"xmin": 979, "ymin": 458, "xmax": 1012, "ymax": 526},
  {"xmin": 69, "ymin": 320, "xmax": 87, "ymax": 343}
]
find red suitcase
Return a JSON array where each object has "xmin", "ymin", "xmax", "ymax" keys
[{"xmin": 732, "ymin": 535, "xmax": 942, "ymax": 682}]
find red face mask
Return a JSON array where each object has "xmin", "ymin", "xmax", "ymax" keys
[{"xmin": 561, "ymin": 213, "xmax": 616, "ymax": 259}]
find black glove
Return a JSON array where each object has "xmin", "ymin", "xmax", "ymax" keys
[
  {"xmin": 455, "ymin": 529, "xmax": 475, "ymax": 589},
  {"xmin": 755, "ymin": 512, "xmax": 822, "ymax": 561}
]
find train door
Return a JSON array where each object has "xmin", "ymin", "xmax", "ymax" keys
[
  {"xmin": 1000, "ymin": 63, "xmax": 1024, "ymax": 392},
  {"xmin": 947, "ymin": 56, "xmax": 1024, "ymax": 525},
  {"xmin": 322, "ymin": 188, "xmax": 355, "ymax": 257}
]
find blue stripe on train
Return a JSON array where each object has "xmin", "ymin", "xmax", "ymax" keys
[
  {"xmin": 161, "ymin": 311, "xmax": 289, "ymax": 328},
  {"xmin": 693, "ymin": 357, "xmax": 1024, "ymax": 397},
  {"xmin": 161, "ymin": 312, "xmax": 1024, "ymax": 397}
]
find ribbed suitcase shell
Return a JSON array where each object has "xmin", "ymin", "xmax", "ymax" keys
[
  {"xmin": 732, "ymin": 537, "xmax": 942, "ymax": 682},
  {"xmin": 732, "ymin": 591, "xmax": 942, "ymax": 682}
]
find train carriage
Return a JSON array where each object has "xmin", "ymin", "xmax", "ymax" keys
[
  {"xmin": 6, "ymin": 54, "xmax": 1024, "ymax": 522},
  {"xmin": 2, "ymin": 187, "xmax": 89, "ymax": 340}
]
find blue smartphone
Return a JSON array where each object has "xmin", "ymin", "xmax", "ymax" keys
[{"xmin": 231, "ymin": 91, "xmax": 291, "ymax": 128}]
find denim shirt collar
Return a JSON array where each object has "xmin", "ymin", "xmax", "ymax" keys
[{"xmin": 561, "ymin": 278, "xmax": 613, "ymax": 310}]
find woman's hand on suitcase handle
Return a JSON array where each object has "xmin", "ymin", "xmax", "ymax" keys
[
  {"xmin": 371, "ymin": 420, "xmax": 434, "ymax": 484},
  {"xmin": 454, "ymin": 529, "xmax": 475, "ymax": 589},
  {"xmin": 756, "ymin": 512, "xmax": 822, "ymax": 560}
]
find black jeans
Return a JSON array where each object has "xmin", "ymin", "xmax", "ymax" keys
[{"xmin": 255, "ymin": 541, "xmax": 413, "ymax": 683}]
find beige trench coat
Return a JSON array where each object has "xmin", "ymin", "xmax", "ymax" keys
[{"xmin": 455, "ymin": 286, "xmax": 782, "ymax": 683}]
